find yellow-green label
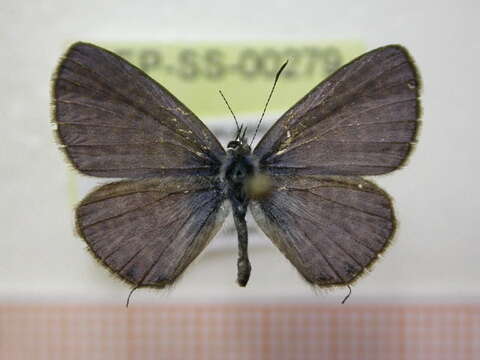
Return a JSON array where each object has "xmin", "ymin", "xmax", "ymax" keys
[{"xmin": 100, "ymin": 41, "xmax": 366, "ymax": 119}]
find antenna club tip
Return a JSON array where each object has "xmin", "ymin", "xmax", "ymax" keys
[
  {"xmin": 276, "ymin": 60, "xmax": 288, "ymax": 77},
  {"xmin": 251, "ymin": 61, "xmax": 287, "ymax": 146}
]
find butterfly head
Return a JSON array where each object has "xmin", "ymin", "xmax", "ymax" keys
[{"xmin": 227, "ymin": 124, "xmax": 251, "ymax": 155}]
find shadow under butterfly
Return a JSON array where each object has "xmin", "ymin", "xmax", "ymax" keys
[{"xmin": 52, "ymin": 43, "xmax": 421, "ymax": 304}]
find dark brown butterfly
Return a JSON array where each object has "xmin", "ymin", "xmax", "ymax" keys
[{"xmin": 53, "ymin": 43, "xmax": 420, "ymax": 297}]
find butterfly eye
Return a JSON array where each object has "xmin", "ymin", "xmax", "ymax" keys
[{"xmin": 227, "ymin": 140, "xmax": 240, "ymax": 149}]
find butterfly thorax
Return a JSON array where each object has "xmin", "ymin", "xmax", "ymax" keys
[{"xmin": 222, "ymin": 140, "xmax": 255, "ymax": 213}]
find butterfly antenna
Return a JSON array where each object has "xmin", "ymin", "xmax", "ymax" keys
[
  {"xmin": 236, "ymin": 124, "xmax": 244, "ymax": 141},
  {"xmin": 126, "ymin": 286, "xmax": 139, "ymax": 308},
  {"xmin": 250, "ymin": 60, "xmax": 288, "ymax": 146},
  {"xmin": 219, "ymin": 90, "xmax": 240, "ymax": 133},
  {"xmin": 241, "ymin": 125, "xmax": 248, "ymax": 142},
  {"xmin": 341, "ymin": 285, "xmax": 352, "ymax": 305}
]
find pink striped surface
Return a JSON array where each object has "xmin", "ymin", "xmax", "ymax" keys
[{"xmin": 1, "ymin": 304, "xmax": 479, "ymax": 360}]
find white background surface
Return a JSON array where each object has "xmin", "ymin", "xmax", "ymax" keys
[{"xmin": 1, "ymin": 0, "xmax": 478, "ymax": 303}]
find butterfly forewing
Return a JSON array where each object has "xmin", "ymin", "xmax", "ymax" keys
[
  {"xmin": 250, "ymin": 176, "xmax": 395, "ymax": 285},
  {"xmin": 254, "ymin": 45, "xmax": 420, "ymax": 176},
  {"xmin": 53, "ymin": 42, "xmax": 225, "ymax": 178},
  {"xmin": 76, "ymin": 176, "xmax": 229, "ymax": 287}
]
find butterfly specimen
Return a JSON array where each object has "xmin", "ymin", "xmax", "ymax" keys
[{"xmin": 53, "ymin": 43, "xmax": 420, "ymax": 296}]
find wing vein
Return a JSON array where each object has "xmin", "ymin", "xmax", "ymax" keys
[
  {"xmin": 269, "ymin": 197, "xmax": 347, "ymax": 282},
  {"xmin": 138, "ymin": 197, "xmax": 219, "ymax": 285},
  {"xmin": 266, "ymin": 164, "xmax": 395, "ymax": 170},
  {"xmin": 77, "ymin": 166, "xmax": 212, "ymax": 172},
  {"xmin": 57, "ymin": 78, "xmax": 208, "ymax": 158},
  {"xmin": 273, "ymin": 102, "xmax": 416, "ymax": 157},
  {"xmin": 65, "ymin": 58, "xmax": 175, "ymax": 119},
  {"xmin": 171, "ymin": 201, "xmax": 222, "ymax": 279},
  {"xmin": 60, "ymin": 59, "xmax": 212, "ymax": 158},
  {"xmin": 307, "ymin": 99, "xmax": 416, "ymax": 139},
  {"xmin": 56, "ymin": 99, "xmax": 124, "ymax": 118},
  {"xmin": 280, "ymin": 199, "xmax": 364, "ymax": 280},
  {"xmin": 301, "ymin": 201, "xmax": 378, "ymax": 254},
  {"xmin": 297, "ymin": 60, "xmax": 410, "ymax": 128},
  {"xmin": 66, "ymin": 142, "xmax": 211, "ymax": 162},
  {"xmin": 59, "ymin": 122, "xmax": 141, "ymax": 130},
  {"xmin": 83, "ymin": 190, "xmax": 205, "ymax": 231},
  {"xmin": 266, "ymin": 201, "xmax": 322, "ymax": 271},
  {"xmin": 287, "ymin": 188, "xmax": 391, "ymax": 221},
  {"xmin": 79, "ymin": 187, "xmax": 212, "ymax": 208},
  {"xmin": 305, "ymin": 214, "xmax": 365, "ymax": 271},
  {"xmin": 100, "ymin": 197, "xmax": 197, "ymax": 265}
]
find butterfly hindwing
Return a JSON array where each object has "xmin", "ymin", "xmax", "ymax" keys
[
  {"xmin": 250, "ymin": 175, "xmax": 395, "ymax": 285},
  {"xmin": 76, "ymin": 176, "xmax": 229, "ymax": 287},
  {"xmin": 254, "ymin": 45, "xmax": 420, "ymax": 176},
  {"xmin": 53, "ymin": 42, "xmax": 225, "ymax": 178}
]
